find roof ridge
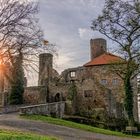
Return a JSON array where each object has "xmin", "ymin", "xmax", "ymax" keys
[
  {"xmin": 104, "ymin": 52, "xmax": 124, "ymax": 59},
  {"xmin": 84, "ymin": 52, "xmax": 124, "ymax": 67}
]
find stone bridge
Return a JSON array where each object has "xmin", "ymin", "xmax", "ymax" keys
[{"xmin": 19, "ymin": 101, "xmax": 65, "ymax": 118}]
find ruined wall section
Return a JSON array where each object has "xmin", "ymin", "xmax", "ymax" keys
[
  {"xmin": 62, "ymin": 65, "xmax": 124, "ymax": 102},
  {"xmin": 49, "ymin": 83, "xmax": 69, "ymax": 102},
  {"xmin": 86, "ymin": 66, "xmax": 124, "ymax": 102},
  {"xmin": 75, "ymin": 78, "xmax": 123, "ymax": 118},
  {"xmin": 24, "ymin": 86, "xmax": 47, "ymax": 105},
  {"xmin": 61, "ymin": 65, "xmax": 124, "ymax": 118},
  {"xmin": 61, "ymin": 66, "xmax": 85, "ymax": 83}
]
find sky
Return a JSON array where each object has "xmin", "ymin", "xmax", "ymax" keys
[{"xmin": 28, "ymin": 0, "xmax": 109, "ymax": 86}]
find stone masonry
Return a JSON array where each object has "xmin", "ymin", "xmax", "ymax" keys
[
  {"xmin": 0, "ymin": 38, "xmax": 138, "ymax": 121},
  {"xmin": 24, "ymin": 38, "xmax": 132, "ymax": 120}
]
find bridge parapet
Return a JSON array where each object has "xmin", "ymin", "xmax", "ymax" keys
[{"xmin": 19, "ymin": 101, "xmax": 65, "ymax": 118}]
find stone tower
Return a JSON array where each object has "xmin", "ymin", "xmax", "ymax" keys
[
  {"xmin": 90, "ymin": 38, "xmax": 107, "ymax": 60},
  {"xmin": 38, "ymin": 53, "xmax": 53, "ymax": 86}
]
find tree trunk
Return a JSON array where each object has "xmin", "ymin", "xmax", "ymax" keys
[{"xmin": 124, "ymin": 75, "xmax": 134, "ymax": 126}]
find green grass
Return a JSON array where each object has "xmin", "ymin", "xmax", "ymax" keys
[
  {"xmin": 21, "ymin": 115, "xmax": 140, "ymax": 139},
  {"xmin": 0, "ymin": 130, "xmax": 58, "ymax": 140}
]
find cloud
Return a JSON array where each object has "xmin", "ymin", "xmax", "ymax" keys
[
  {"xmin": 54, "ymin": 54, "xmax": 74, "ymax": 73},
  {"xmin": 78, "ymin": 28, "xmax": 88, "ymax": 38},
  {"xmin": 78, "ymin": 28, "xmax": 93, "ymax": 40},
  {"xmin": 27, "ymin": 0, "xmax": 105, "ymax": 86}
]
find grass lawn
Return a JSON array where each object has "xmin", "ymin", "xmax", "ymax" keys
[
  {"xmin": 21, "ymin": 114, "xmax": 140, "ymax": 139},
  {"xmin": 0, "ymin": 130, "xmax": 58, "ymax": 140}
]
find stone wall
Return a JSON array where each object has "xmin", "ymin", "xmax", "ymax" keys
[
  {"xmin": 61, "ymin": 65, "xmax": 125, "ymax": 118},
  {"xmin": 62, "ymin": 65, "xmax": 124, "ymax": 103},
  {"xmin": 86, "ymin": 65, "xmax": 124, "ymax": 102},
  {"xmin": 24, "ymin": 86, "xmax": 47, "ymax": 105},
  {"xmin": 23, "ymin": 64, "xmax": 125, "ymax": 119},
  {"xmin": 49, "ymin": 83, "xmax": 69, "ymax": 102},
  {"xmin": 0, "ymin": 105, "xmax": 25, "ymax": 113},
  {"xmin": 20, "ymin": 101, "xmax": 65, "ymax": 118}
]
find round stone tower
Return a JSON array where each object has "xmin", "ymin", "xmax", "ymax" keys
[
  {"xmin": 90, "ymin": 38, "xmax": 107, "ymax": 60},
  {"xmin": 38, "ymin": 53, "xmax": 53, "ymax": 86}
]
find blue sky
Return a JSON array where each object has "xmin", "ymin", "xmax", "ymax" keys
[{"xmin": 28, "ymin": 0, "xmax": 109, "ymax": 86}]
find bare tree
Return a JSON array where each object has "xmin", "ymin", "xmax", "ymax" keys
[
  {"xmin": 0, "ymin": 0, "xmax": 53, "ymax": 64},
  {"xmin": 0, "ymin": 0, "xmax": 56, "ymax": 74},
  {"xmin": 0, "ymin": 0, "xmax": 54, "ymax": 104},
  {"xmin": 91, "ymin": 0, "xmax": 140, "ymax": 126}
]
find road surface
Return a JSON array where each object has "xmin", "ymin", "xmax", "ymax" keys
[{"xmin": 0, "ymin": 113, "xmax": 138, "ymax": 140}]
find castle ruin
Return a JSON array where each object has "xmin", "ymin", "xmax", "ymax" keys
[
  {"xmin": 0, "ymin": 38, "xmax": 138, "ymax": 121},
  {"xmin": 23, "ymin": 38, "xmax": 138, "ymax": 121}
]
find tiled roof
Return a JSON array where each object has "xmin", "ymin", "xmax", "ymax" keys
[{"xmin": 84, "ymin": 53, "xmax": 124, "ymax": 67}]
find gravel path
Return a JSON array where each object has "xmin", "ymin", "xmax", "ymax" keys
[{"xmin": 0, "ymin": 113, "xmax": 138, "ymax": 140}]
